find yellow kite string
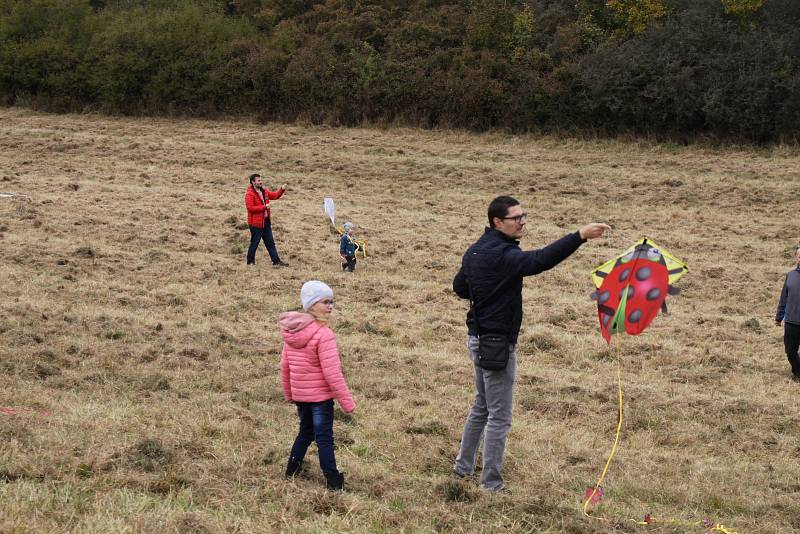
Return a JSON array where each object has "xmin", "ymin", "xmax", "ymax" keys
[
  {"xmin": 582, "ymin": 333, "xmax": 624, "ymax": 517},
  {"xmin": 334, "ymin": 224, "xmax": 368, "ymax": 258},
  {"xmin": 581, "ymin": 334, "xmax": 740, "ymax": 534}
]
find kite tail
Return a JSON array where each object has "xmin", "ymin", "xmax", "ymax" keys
[
  {"xmin": 581, "ymin": 336, "xmax": 741, "ymax": 534},
  {"xmin": 582, "ymin": 333, "xmax": 624, "ymax": 516}
]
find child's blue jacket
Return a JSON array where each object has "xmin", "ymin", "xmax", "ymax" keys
[{"xmin": 340, "ymin": 233, "xmax": 356, "ymax": 256}]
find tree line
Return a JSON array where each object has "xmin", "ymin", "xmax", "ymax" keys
[{"xmin": 1, "ymin": 0, "xmax": 798, "ymax": 142}]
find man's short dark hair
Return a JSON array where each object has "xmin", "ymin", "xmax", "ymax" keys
[
  {"xmin": 248, "ymin": 173, "xmax": 260, "ymax": 184},
  {"xmin": 488, "ymin": 196, "xmax": 520, "ymax": 228}
]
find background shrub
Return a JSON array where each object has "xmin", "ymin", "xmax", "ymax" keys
[{"xmin": 2, "ymin": 0, "xmax": 799, "ymax": 141}]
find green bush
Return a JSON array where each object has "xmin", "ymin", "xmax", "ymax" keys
[{"xmin": 1, "ymin": 0, "xmax": 799, "ymax": 141}]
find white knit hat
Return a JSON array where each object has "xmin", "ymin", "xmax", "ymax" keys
[
  {"xmin": 343, "ymin": 222, "xmax": 354, "ymax": 231},
  {"xmin": 300, "ymin": 280, "xmax": 333, "ymax": 311}
]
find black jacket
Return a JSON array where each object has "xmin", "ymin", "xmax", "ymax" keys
[
  {"xmin": 776, "ymin": 267, "xmax": 800, "ymax": 325},
  {"xmin": 453, "ymin": 227, "xmax": 585, "ymax": 344}
]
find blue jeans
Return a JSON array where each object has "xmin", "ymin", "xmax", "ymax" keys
[
  {"xmin": 289, "ymin": 399, "xmax": 339, "ymax": 475},
  {"xmin": 247, "ymin": 221, "xmax": 281, "ymax": 264},
  {"xmin": 454, "ymin": 335, "xmax": 517, "ymax": 490}
]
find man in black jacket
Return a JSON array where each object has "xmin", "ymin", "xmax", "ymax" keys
[
  {"xmin": 452, "ymin": 195, "xmax": 610, "ymax": 491},
  {"xmin": 775, "ymin": 246, "xmax": 800, "ymax": 380}
]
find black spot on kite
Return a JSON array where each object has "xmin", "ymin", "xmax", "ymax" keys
[
  {"xmin": 597, "ymin": 290, "xmax": 610, "ymax": 304},
  {"xmin": 635, "ymin": 266, "xmax": 652, "ymax": 281},
  {"xmin": 619, "ymin": 268, "xmax": 631, "ymax": 282},
  {"xmin": 602, "ymin": 314, "xmax": 611, "ymax": 326},
  {"xmin": 628, "ymin": 309, "xmax": 642, "ymax": 322},
  {"xmin": 646, "ymin": 287, "xmax": 661, "ymax": 301}
]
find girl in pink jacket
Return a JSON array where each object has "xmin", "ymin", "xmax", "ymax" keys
[{"xmin": 280, "ymin": 281, "xmax": 355, "ymax": 491}]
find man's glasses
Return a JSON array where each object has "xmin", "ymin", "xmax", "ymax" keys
[{"xmin": 501, "ymin": 213, "xmax": 527, "ymax": 224}]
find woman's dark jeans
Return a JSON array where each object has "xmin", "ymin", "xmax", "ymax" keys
[
  {"xmin": 289, "ymin": 399, "xmax": 339, "ymax": 475},
  {"xmin": 247, "ymin": 221, "xmax": 281, "ymax": 265}
]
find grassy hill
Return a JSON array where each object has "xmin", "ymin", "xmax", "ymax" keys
[{"xmin": 1, "ymin": 106, "xmax": 799, "ymax": 532}]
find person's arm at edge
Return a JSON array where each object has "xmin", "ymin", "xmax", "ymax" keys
[{"xmin": 776, "ymin": 275, "xmax": 788, "ymax": 325}]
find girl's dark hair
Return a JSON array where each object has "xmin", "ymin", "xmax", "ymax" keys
[
  {"xmin": 248, "ymin": 173, "xmax": 260, "ymax": 184},
  {"xmin": 487, "ymin": 196, "xmax": 520, "ymax": 228}
]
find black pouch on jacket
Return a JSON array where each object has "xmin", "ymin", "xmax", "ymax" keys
[
  {"xmin": 465, "ymin": 259, "xmax": 510, "ymax": 371},
  {"xmin": 477, "ymin": 333, "xmax": 510, "ymax": 371}
]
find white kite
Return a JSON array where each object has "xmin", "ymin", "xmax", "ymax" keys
[
  {"xmin": 324, "ymin": 197, "xmax": 335, "ymax": 226},
  {"xmin": 322, "ymin": 197, "xmax": 368, "ymax": 258}
]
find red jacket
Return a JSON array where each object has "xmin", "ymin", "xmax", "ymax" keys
[{"xmin": 245, "ymin": 185, "xmax": 284, "ymax": 228}]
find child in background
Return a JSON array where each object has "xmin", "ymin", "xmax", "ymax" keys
[
  {"xmin": 280, "ymin": 281, "xmax": 356, "ymax": 490},
  {"xmin": 340, "ymin": 222, "xmax": 357, "ymax": 272}
]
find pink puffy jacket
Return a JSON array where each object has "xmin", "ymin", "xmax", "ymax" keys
[{"xmin": 279, "ymin": 312, "xmax": 355, "ymax": 413}]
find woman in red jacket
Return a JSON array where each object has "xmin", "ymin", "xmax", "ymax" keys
[{"xmin": 245, "ymin": 173, "xmax": 288, "ymax": 266}]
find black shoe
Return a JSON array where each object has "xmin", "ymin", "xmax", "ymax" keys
[
  {"xmin": 273, "ymin": 260, "xmax": 289, "ymax": 268},
  {"xmin": 285, "ymin": 458, "xmax": 303, "ymax": 478},
  {"xmin": 324, "ymin": 471, "xmax": 344, "ymax": 491}
]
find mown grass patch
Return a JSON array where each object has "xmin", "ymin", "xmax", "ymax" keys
[{"xmin": 0, "ymin": 108, "xmax": 798, "ymax": 531}]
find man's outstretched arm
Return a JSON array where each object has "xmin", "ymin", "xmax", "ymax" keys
[{"xmin": 506, "ymin": 223, "xmax": 611, "ymax": 277}]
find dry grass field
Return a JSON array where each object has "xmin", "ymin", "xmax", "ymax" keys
[{"xmin": 1, "ymin": 106, "xmax": 799, "ymax": 533}]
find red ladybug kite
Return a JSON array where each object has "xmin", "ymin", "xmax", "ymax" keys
[{"xmin": 590, "ymin": 237, "xmax": 688, "ymax": 343}]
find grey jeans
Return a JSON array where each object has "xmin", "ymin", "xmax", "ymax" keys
[{"xmin": 454, "ymin": 335, "xmax": 517, "ymax": 490}]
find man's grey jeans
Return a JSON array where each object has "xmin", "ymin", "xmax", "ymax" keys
[{"xmin": 454, "ymin": 335, "xmax": 517, "ymax": 490}]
